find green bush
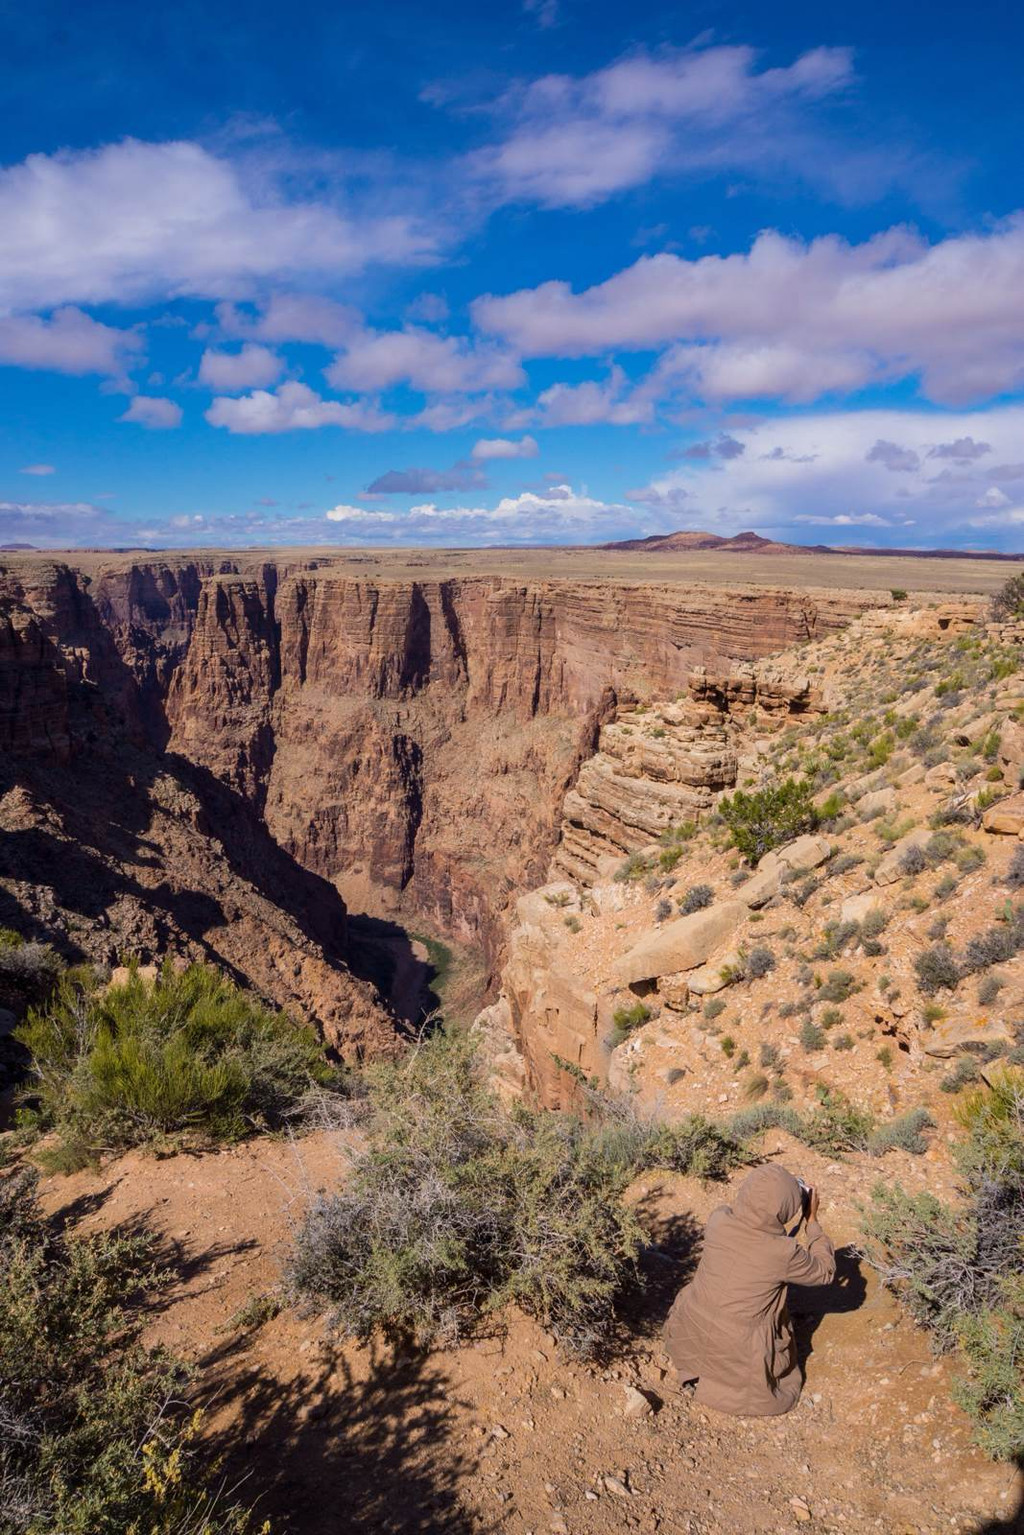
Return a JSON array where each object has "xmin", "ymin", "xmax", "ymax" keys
[
  {"xmin": 17, "ymin": 962, "xmax": 331, "ymax": 1167},
  {"xmin": 818, "ymin": 968, "xmax": 861, "ymax": 1003},
  {"xmin": 609, "ymin": 1001, "xmax": 651, "ymax": 1048},
  {"xmin": 914, "ymin": 943, "xmax": 960, "ymax": 995},
  {"xmin": 287, "ymin": 1031, "xmax": 744, "ymax": 1357},
  {"xmin": 0, "ymin": 1167, "xmax": 263, "ymax": 1535},
  {"xmin": 799, "ymin": 1017, "xmax": 826, "ymax": 1051},
  {"xmin": 990, "ymin": 572, "xmax": 1024, "ymax": 622},
  {"xmin": 867, "ymin": 1107, "xmax": 934, "ymax": 1156},
  {"xmin": 718, "ymin": 778, "xmax": 819, "ymax": 866},
  {"xmin": 678, "ymin": 883, "xmax": 714, "ymax": 915},
  {"xmin": 861, "ymin": 1069, "xmax": 1024, "ymax": 1460}
]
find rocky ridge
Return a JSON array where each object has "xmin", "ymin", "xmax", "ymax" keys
[{"xmin": 474, "ymin": 599, "xmax": 1024, "ymax": 1117}]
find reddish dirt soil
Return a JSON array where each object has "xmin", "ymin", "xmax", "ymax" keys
[{"xmin": 40, "ymin": 1133, "xmax": 1022, "ymax": 1535}]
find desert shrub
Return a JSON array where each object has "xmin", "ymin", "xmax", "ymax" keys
[
  {"xmin": 813, "ymin": 921, "xmax": 860, "ymax": 960},
  {"xmin": 818, "ymin": 968, "xmax": 861, "ymax": 1003},
  {"xmin": 957, "ymin": 843, "xmax": 987, "ymax": 874},
  {"xmin": 654, "ymin": 899, "xmax": 672, "ymax": 923},
  {"xmin": 759, "ymin": 1041, "xmax": 781, "ymax": 1069},
  {"xmin": 718, "ymin": 778, "xmax": 819, "ymax": 866},
  {"xmin": 820, "ymin": 1006, "xmax": 843, "ymax": 1030},
  {"xmin": 991, "ymin": 572, "xmax": 1024, "ymax": 622},
  {"xmin": 728, "ymin": 1102, "xmax": 803, "ymax": 1140},
  {"xmin": 799, "ymin": 1018, "xmax": 826, "ymax": 1052},
  {"xmin": 860, "ymin": 908, "xmax": 889, "ymax": 940},
  {"xmin": 743, "ymin": 1072, "xmax": 769, "ymax": 1100},
  {"xmin": 832, "ymin": 1032, "xmax": 855, "ymax": 1052},
  {"xmin": 868, "ymin": 1107, "xmax": 934, "ymax": 1156},
  {"xmin": 17, "ymin": 962, "xmax": 330, "ymax": 1167},
  {"xmin": 829, "ymin": 852, "xmax": 864, "ymax": 876},
  {"xmin": 941, "ymin": 1056, "xmax": 982, "ymax": 1094},
  {"xmin": 659, "ymin": 819, "xmax": 697, "ymax": 845},
  {"xmin": 961, "ymin": 922, "xmax": 1022, "ymax": 976},
  {"xmin": 876, "ymin": 1045, "xmax": 893, "ymax": 1070},
  {"xmin": 720, "ymin": 1034, "xmax": 736, "ymax": 1058},
  {"xmin": 545, "ymin": 890, "xmax": 572, "ymax": 907},
  {"xmin": 0, "ymin": 1167, "xmax": 262, "ymax": 1535},
  {"xmin": 898, "ymin": 844, "xmax": 928, "ymax": 877},
  {"xmin": 703, "ymin": 996, "xmax": 727, "ymax": 1022},
  {"xmin": 609, "ymin": 1001, "xmax": 651, "ymax": 1047},
  {"xmin": 928, "ymin": 915, "xmax": 950, "ymax": 940},
  {"xmin": 678, "ymin": 883, "xmax": 714, "ymax": 915},
  {"xmin": 801, "ymin": 1088, "xmax": 877, "ymax": 1153},
  {"xmin": 1005, "ymin": 846, "xmax": 1024, "ymax": 890},
  {"xmin": 935, "ymin": 874, "xmax": 959, "ymax": 901},
  {"xmin": 613, "ymin": 852, "xmax": 650, "ymax": 883},
  {"xmin": 978, "ymin": 974, "xmax": 1005, "ymax": 1007},
  {"xmin": 657, "ymin": 847, "xmax": 683, "ymax": 873},
  {"xmin": 861, "ymin": 1069, "xmax": 1024, "ymax": 1459},
  {"xmin": 890, "ymin": 588, "xmax": 908, "ymax": 601},
  {"xmin": 288, "ymin": 1032, "xmax": 742, "ymax": 1356},
  {"xmin": 915, "ymin": 943, "xmax": 960, "ymax": 994},
  {"xmin": 745, "ymin": 945, "xmax": 776, "ymax": 979}
]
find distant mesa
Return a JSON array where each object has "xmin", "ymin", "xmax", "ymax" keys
[
  {"xmin": 601, "ymin": 528, "xmax": 1023, "ymax": 562},
  {"xmin": 0, "ymin": 543, "xmax": 37, "ymax": 551}
]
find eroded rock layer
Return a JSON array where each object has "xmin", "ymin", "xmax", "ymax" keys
[{"xmin": 0, "ymin": 554, "xmax": 882, "ymax": 1046}]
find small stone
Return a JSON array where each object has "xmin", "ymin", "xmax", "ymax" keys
[
  {"xmin": 790, "ymin": 1497, "xmax": 812, "ymax": 1523},
  {"xmin": 623, "ymin": 1385, "xmax": 655, "ymax": 1419},
  {"xmin": 603, "ymin": 1475, "xmax": 631, "ymax": 1498},
  {"xmin": 491, "ymin": 1424, "xmax": 510, "ymax": 1440}
]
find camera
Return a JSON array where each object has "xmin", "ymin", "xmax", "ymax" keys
[{"xmin": 796, "ymin": 1177, "xmax": 811, "ymax": 1219}]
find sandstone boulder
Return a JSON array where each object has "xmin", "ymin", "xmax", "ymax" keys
[
  {"xmin": 857, "ymin": 786, "xmax": 896, "ymax": 818},
  {"xmin": 840, "ymin": 890, "xmax": 887, "ymax": 925},
  {"xmin": 982, "ymin": 793, "xmax": 1024, "ymax": 836},
  {"xmin": 922, "ymin": 1016, "xmax": 1016, "ymax": 1059},
  {"xmin": 875, "ymin": 828, "xmax": 931, "ymax": 886},
  {"xmin": 686, "ymin": 951, "xmax": 743, "ymax": 995},
  {"xmin": 612, "ymin": 901, "xmax": 748, "ymax": 986},
  {"xmin": 898, "ymin": 762, "xmax": 926, "ymax": 788},
  {"xmin": 740, "ymin": 833, "xmax": 832, "ymax": 908}
]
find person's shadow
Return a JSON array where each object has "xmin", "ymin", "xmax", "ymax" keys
[{"xmin": 788, "ymin": 1244, "xmax": 867, "ymax": 1371}]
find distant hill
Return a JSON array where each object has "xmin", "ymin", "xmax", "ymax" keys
[
  {"xmin": 601, "ymin": 528, "xmax": 1023, "ymax": 561},
  {"xmin": 0, "ymin": 542, "xmax": 38, "ymax": 552}
]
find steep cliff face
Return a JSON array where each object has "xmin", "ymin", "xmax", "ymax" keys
[
  {"xmin": 159, "ymin": 571, "xmax": 873, "ymax": 958},
  {"xmin": 0, "ymin": 555, "xmax": 882, "ymax": 1040}
]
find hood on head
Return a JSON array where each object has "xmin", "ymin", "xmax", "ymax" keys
[{"xmin": 732, "ymin": 1164, "xmax": 803, "ymax": 1233}]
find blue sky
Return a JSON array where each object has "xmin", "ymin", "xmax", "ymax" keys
[{"xmin": 2, "ymin": 0, "xmax": 1024, "ymax": 550}]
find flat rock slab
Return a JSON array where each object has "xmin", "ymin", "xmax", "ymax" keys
[
  {"xmin": 875, "ymin": 828, "xmax": 931, "ymax": 886},
  {"xmin": 612, "ymin": 900, "xmax": 748, "ymax": 986},
  {"xmin": 922, "ymin": 1016, "xmax": 1016, "ymax": 1058},
  {"xmin": 982, "ymin": 793, "xmax": 1024, "ymax": 836}
]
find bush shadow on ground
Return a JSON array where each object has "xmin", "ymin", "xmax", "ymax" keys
[
  {"xmin": 198, "ymin": 1333, "xmax": 491, "ymax": 1535},
  {"xmin": 789, "ymin": 1244, "xmax": 868, "ymax": 1372}
]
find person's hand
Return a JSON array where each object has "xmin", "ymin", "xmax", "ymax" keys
[{"xmin": 808, "ymin": 1185, "xmax": 820, "ymax": 1222}]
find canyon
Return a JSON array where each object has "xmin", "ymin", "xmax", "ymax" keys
[{"xmin": 1, "ymin": 550, "xmax": 883, "ymax": 1052}]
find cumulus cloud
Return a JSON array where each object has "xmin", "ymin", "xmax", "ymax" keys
[
  {"xmin": 473, "ymin": 222, "xmax": 1024, "ymax": 406},
  {"xmin": 321, "ymin": 483, "xmax": 634, "ymax": 544},
  {"xmin": 625, "ymin": 406, "xmax": 1024, "ymax": 543},
  {"xmin": 928, "ymin": 436, "xmax": 992, "ymax": 462},
  {"xmin": 463, "ymin": 44, "xmax": 856, "ymax": 211},
  {"xmin": 216, "ymin": 294, "xmax": 361, "ymax": 348},
  {"xmin": 365, "ymin": 465, "xmax": 486, "ymax": 494},
  {"xmin": 0, "ymin": 138, "xmax": 436, "ymax": 312},
  {"xmin": 325, "ymin": 326, "xmax": 523, "ymax": 394},
  {"xmin": 0, "ymin": 499, "xmax": 109, "ymax": 546},
  {"xmin": 471, "ymin": 434, "xmax": 539, "ymax": 460},
  {"xmin": 19, "ymin": 463, "xmax": 55, "ymax": 475},
  {"xmin": 530, "ymin": 367, "xmax": 652, "ymax": 426},
  {"xmin": 197, "ymin": 344, "xmax": 283, "ymax": 391},
  {"xmin": 866, "ymin": 439, "xmax": 920, "ymax": 472},
  {"xmin": 680, "ymin": 433, "xmax": 745, "ymax": 461},
  {"xmin": 0, "ymin": 307, "xmax": 142, "ymax": 377},
  {"xmin": 119, "ymin": 395, "xmax": 183, "ymax": 429},
  {"xmin": 205, "ymin": 381, "xmax": 394, "ymax": 434}
]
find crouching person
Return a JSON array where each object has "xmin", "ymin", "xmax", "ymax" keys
[{"xmin": 664, "ymin": 1164, "xmax": 835, "ymax": 1417}]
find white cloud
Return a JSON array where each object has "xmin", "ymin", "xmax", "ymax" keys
[
  {"xmin": 320, "ymin": 482, "xmax": 634, "ymax": 543},
  {"xmin": 119, "ymin": 395, "xmax": 183, "ymax": 429},
  {"xmin": 0, "ymin": 138, "xmax": 436, "ymax": 312},
  {"xmin": 198, "ymin": 344, "xmax": 283, "ymax": 391},
  {"xmin": 216, "ymin": 294, "xmax": 361, "ymax": 348},
  {"xmin": 205, "ymin": 381, "xmax": 395, "ymax": 434},
  {"xmin": 474, "ymin": 222, "xmax": 1024, "ymax": 406},
  {"xmin": 19, "ymin": 463, "xmax": 55, "ymax": 475},
  {"xmin": 532, "ymin": 367, "xmax": 652, "ymax": 426},
  {"xmin": 625, "ymin": 405, "xmax": 1024, "ymax": 542},
  {"xmin": 0, "ymin": 307, "xmax": 142, "ymax": 377},
  {"xmin": 0, "ymin": 499, "xmax": 108, "ymax": 546},
  {"xmin": 463, "ymin": 44, "xmax": 859, "ymax": 211},
  {"xmin": 325, "ymin": 326, "xmax": 523, "ymax": 394},
  {"xmin": 471, "ymin": 434, "xmax": 539, "ymax": 460}
]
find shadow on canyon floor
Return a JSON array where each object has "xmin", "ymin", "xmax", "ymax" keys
[{"xmin": 200, "ymin": 1333, "xmax": 489, "ymax": 1535}]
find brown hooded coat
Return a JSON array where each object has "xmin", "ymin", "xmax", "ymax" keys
[{"xmin": 663, "ymin": 1165, "xmax": 836, "ymax": 1417}]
